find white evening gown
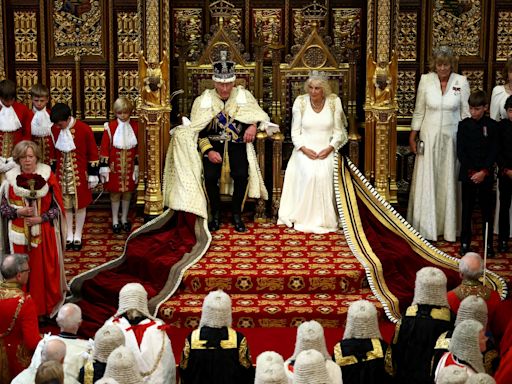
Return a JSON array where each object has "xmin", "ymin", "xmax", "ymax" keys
[
  {"xmin": 407, "ymin": 72, "xmax": 470, "ymax": 242},
  {"xmin": 278, "ymin": 94, "xmax": 347, "ymax": 234},
  {"xmin": 490, "ymin": 85, "xmax": 512, "ymax": 238}
]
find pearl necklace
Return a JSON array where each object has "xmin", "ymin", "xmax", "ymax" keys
[{"xmin": 311, "ymin": 98, "xmax": 325, "ymax": 110}]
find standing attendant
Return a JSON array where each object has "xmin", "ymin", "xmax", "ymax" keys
[
  {"xmin": 456, "ymin": 91, "xmax": 498, "ymax": 256},
  {"xmin": 51, "ymin": 103, "xmax": 99, "ymax": 251},
  {"xmin": 99, "ymin": 97, "xmax": 138, "ymax": 233},
  {"xmin": 0, "ymin": 79, "xmax": 32, "ymax": 175},
  {"xmin": 497, "ymin": 95, "xmax": 512, "ymax": 253},
  {"xmin": 0, "ymin": 141, "xmax": 66, "ymax": 318},
  {"xmin": 30, "ymin": 83, "xmax": 55, "ymax": 166},
  {"xmin": 408, "ymin": 46, "xmax": 470, "ymax": 241}
]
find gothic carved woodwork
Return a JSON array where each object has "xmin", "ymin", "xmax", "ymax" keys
[
  {"xmin": 15, "ymin": 70, "xmax": 38, "ymax": 104},
  {"xmin": 462, "ymin": 70, "xmax": 484, "ymax": 93},
  {"xmin": 397, "ymin": 70, "xmax": 416, "ymax": 118},
  {"xmin": 117, "ymin": 11, "xmax": 140, "ymax": 62},
  {"xmin": 0, "ymin": 0, "xmax": 5, "ymax": 79},
  {"xmin": 252, "ymin": 9, "xmax": 282, "ymax": 60},
  {"xmin": 83, "ymin": 70, "xmax": 107, "ymax": 119},
  {"xmin": 14, "ymin": 11, "xmax": 38, "ymax": 62},
  {"xmin": 432, "ymin": 0, "xmax": 482, "ymax": 57},
  {"xmin": 51, "ymin": 0, "xmax": 103, "ymax": 58},
  {"xmin": 397, "ymin": 11, "xmax": 417, "ymax": 61},
  {"xmin": 50, "ymin": 70, "xmax": 73, "ymax": 108},
  {"xmin": 118, "ymin": 69, "xmax": 140, "ymax": 111},
  {"xmin": 331, "ymin": 8, "xmax": 362, "ymax": 63},
  {"xmin": 172, "ymin": 8, "xmax": 202, "ymax": 60},
  {"xmin": 496, "ymin": 11, "xmax": 512, "ymax": 61}
]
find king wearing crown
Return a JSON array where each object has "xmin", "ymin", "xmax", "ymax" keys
[{"xmin": 186, "ymin": 51, "xmax": 270, "ymax": 232}]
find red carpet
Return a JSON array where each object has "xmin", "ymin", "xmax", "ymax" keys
[{"xmin": 64, "ymin": 205, "xmax": 512, "ymax": 359}]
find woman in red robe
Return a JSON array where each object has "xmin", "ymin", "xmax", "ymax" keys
[{"xmin": 0, "ymin": 140, "xmax": 66, "ymax": 318}]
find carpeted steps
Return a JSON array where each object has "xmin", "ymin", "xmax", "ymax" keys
[{"xmin": 157, "ymin": 222, "xmax": 385, "ymax": 328}]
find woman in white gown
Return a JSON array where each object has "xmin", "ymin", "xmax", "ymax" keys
[
  {"xmin": 407, "ymin": 46, "xmax": 470, "ymax": 242},
  {"xmin": 278, "ymin": 72, "xmax": 348, "ymax": 234},
  {"xmin": 490, "ymin": 59, "xmax": 512, "ymax": 243}
]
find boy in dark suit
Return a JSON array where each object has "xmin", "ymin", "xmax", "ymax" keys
[
  {"xmin": 497, "ymin": 95, "xmax": 512, "ymax": 253},
  {"xmin": 457, "ymin": 90, "xmax": 498, "ymax": 257}
]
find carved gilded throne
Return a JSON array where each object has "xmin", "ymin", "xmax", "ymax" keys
[
  {"xmin": 269, "ymin": 1, "xmax": 359, "ymax": 218},
  {"xmin": 174, "ymin": 1, "xmax": 278, "ymax": 221}
]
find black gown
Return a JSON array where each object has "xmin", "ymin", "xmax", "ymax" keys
[
  {"xmin": 179, "ymin": 326, "xmax": 255, "ymax": 384},
  {"xmin": 392, "ymin": 304, "xmax": 455, "ymax": 384},
  {"xmin": 332, "ymin": 338, "xmax": 392, "ymax": 384}
]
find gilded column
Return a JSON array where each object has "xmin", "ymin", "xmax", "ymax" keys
[
  {"xmin": 138, "ymin": 0, "xmax": 171, "ymax": 219},
  {"xmin": 364, "ymin": 0, "xmax": 399, "ymax": 203}
]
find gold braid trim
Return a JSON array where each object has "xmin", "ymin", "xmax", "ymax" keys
[
  {"xmin": 434, "ymin": 331, "xmax": 450, "ymax": 350},
  {"xmin": 238, "ymin": 336, "xmax": 252, "ymax": 369},
  {"xmin": 333, "ymin": 339, "xmax": 383, "ymax": 366},
  {"xmin": 179, "ymin": 338, "xmax": 191, "ymax": 370},
  {"xmin": 0, "ymin": 296, "xmax": 26, "ymax": 338},
  {"xmin": 140, "ymin": 328, "xmax": 166, "ymax": 378},
  {"xmin": 84, "ymin": 360, "xmax": 94, "ymax": 384}
]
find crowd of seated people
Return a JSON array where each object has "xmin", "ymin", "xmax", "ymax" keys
[{"xmin": 3, "ymin": 252, "xmax": 512, "ymax": 384}]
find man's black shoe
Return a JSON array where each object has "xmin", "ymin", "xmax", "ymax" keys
[
  {"xmin": 498, "ymin": 241, "xmax": 509, "ymax": 253},
  {"xmin": 232, "ymin": 214, "xmax": 246, "ymax": 232},
  {"xmin": 459, "ymin": 243, "xmax": 470, "ymax": 256},
  {"xmin": 208, "ymin": 212, "xmax": 220, "ymax": 232}
]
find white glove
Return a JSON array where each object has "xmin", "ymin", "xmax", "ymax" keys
[
  {"xmin": 99, "ymin": 167, "xmax": 110, "ymax": 184},
  {"xmin": 88, "ymin": 175, "xmax": 99, "ymax": 189},
  {"xmin": 132, "ymin": 165, "xmax": 139, "ymax": 183},
  {"xmin": 0, "ymin": 156, "xmax": 16, "ymax": 173}
]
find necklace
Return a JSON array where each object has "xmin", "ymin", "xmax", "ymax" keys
[{"xmin": 311, "ymin": 98, "xmax": 325, "ymax": 110}]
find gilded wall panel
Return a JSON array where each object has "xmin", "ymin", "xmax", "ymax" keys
[
  {"xmin": 50, "ymin": 70, "xmax": 73, "ymax": 108},
  {"xmin": 462, "ymin": 70, "xmax": 484, "ymax": 93},
  {"xmin": 173, "ymin": 8, "xmax": 202, "ymax": 59},
  {"xmin": 292, "ymin": 8, "xmax": 326, "ymax": 46},
  {"xmin": 14, "ymin": 11, "xmax": 38, "ymax": 62},
  {"xmin": 497, "ymin": 11, "xmax": 512, "ymax": 61},
  {"xmin": 118, "ymin": 70, "xmax": 140, "ymax": 111},
  {"xmin": 397, "ymin": 70, "xmax": 416, "ymax": 118},
  {"xmin": 252, "ymin": 9, "xmax": 282, "ymax": 59},
  {"xmin": 332, "ymin": 8, "xmax": 362, "ymax": 62},
  {"xmin": 15, "ymin": 70, "xmax": 38, "ymax": 104},
  {"xmin": 117, "ymin": 11, "xmax": 140, "ymax": 61},
  {"xmin": 397, "ymin": 11, "xmax": 417, "ymax": 61},
  {"xmin": 52, "ymin": 0, "xmax": 103, "ymax": 57},
  {"xmin": 432, "ymin": 0, "xmax": 481, "ymax": 57},
  {"xmin": 84, "ymin": 70, "xmax": 107, "ymax": 119},
  {"xmin": 225, "ymin": 9, "xmax": 242, "ymax": 39}
]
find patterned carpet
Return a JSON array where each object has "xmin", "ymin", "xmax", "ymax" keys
[{"xmin": 69, "ymin": 209, "xmax": 512, "ymax": 327}]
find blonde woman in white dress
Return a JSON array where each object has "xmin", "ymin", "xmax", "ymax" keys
[
  {"xmin": 278, "ymin": 72, "xmax": 348, "ymax": 234},
  {"xmin": 408, "ymin": 46, "xmax": 470, "ymax": 242},
  {"xmin": 491, "ymin": 59, "xmax": 512, "ymax": 243}
]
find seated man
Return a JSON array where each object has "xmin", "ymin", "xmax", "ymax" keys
[
  {"xmin": 434, "ymin": 319, "xmax": 486, "ymax": 378},
  {"xmin": 78, "ymin": 324, "xmax": 125, "ymax": 383},
  {"xmin": 104, "ymin": 283, "xmax": 175, "ymax": 384},
  {"xmin": 391, "ymin": 267, "xmax": 455, "ymax": 384},
  {"xmin": 13, "ymin": 303, "xmax": 91, "ymax": 384},
  {"xmin": 447, "ymin": 253, "xmax": 501, "ymax": 335},
  {"xmin": 0, "ymin": 253, "xmax": 41, "ymax": 382},
  {"xmin": 333, "ymin": 300, "xmax": 392, "ymax": 383},
  {"xmin": 433, "ymin": 295, "xmax": 499, "ymax": 376},
  {"xmin": 293, "ymin": 349, "xmax": 332, "ymax": 383},
  {"xmin": 179, "ymin": 290, "xmax": 255, "ymax": 383},
  {"xmin": 194, "ymin": 51, "xmax": 269, "ymax": 232},
  {"xmin": 35, "ymin": 360, "xmax": 65, "ymax": 384}
]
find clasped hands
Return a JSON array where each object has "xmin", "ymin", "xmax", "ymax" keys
[
  {"xmin": 18, "ymin": 206, "xmax": 42, "ymax": 226},
  {"xmin": 300, "ymin": 146, "xmax": 334, "ymax": 160}
]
